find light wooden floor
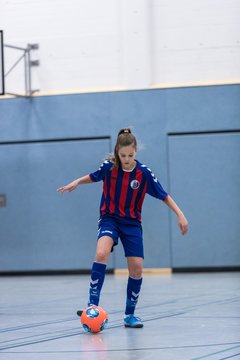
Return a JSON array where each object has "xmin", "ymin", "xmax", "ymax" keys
[{"xmin": 0, "ymin": 272, "xmax": 240, "ymax": 360}]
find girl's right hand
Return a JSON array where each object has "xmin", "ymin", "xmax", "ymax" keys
[
  {"xmin": 57, "ymin": 180, "xmax": 79, "ymax": 193},
  {"xmin": 178, "ymin": 213, "xmax": 189, "ymax": 235}
]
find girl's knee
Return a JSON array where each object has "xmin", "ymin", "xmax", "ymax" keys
[
  {"xmin": 95, "ymin": 236, "xmax": 113, "ymax": 263},
  {"xmin": 95, "ymin": 249, "xmax": 110, "ymax": 264},
  {"xmin": 129, "ymin": 265, "xmax": 143, "ymax": 279},
  {"xmin": 127, "ymin": 257, "xmax": 143, "ymax": 279}
]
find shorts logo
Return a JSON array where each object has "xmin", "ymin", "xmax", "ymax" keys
[
  {"xmin": 130, "ymin": 180, "xmax": 140, "ymax": 189},
  {"xmin": 101, "ymin": 230, "xmax": 113, "ymax": 234}
]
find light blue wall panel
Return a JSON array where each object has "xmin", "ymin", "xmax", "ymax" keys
[
  {"xmin": 0, "ymin": 93, "xmax": 112, "ymax": 141},
  {"xmin": 0, "ymin": 84, "xmax": 239, "ymax": 271},
  {"xmin": 106, "ymin": 90, "xmax": 170, "ymax": 268},
  {"xmin": 168, "ymin": 132, "xmax": 240, "ymax": 267},
  {"xmin": 0, "ymin": 139, "xmax": 113, "ymax": 271},
  {"xmin": 165, "ymin": 85, "xmax": 240, "ymax": 133}
]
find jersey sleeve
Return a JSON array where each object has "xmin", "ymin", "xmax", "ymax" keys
[
  {"xmin": 145, "ymin": 167, "xmax": 168, "ymax": 201},
  {"xmin": 89, "ymin": 160, "xmax": 112, "ymax": 182}
]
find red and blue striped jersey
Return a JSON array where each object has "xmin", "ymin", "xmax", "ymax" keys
[{"xmin": 89, "ymin": 160, "xmax": 168, "ymax": 221}]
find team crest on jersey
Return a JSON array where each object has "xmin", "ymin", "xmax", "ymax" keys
[{"xmin": 130, "ymin": 180, "xmax": 140, "ymax": 189}]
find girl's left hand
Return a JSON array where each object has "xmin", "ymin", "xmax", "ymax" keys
[{"xmin": 178, "ymin": 213, "xmax": 189, "ymax": 235}]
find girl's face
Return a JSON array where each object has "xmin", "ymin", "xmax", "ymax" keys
[{"xmin": 118, "ymin": 144, "xmax": 137, "ymax": 171}]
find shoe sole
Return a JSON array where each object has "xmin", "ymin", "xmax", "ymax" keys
[{"xmin": 124, "ymin": 323, "xmax": 143, "ymax": 328}]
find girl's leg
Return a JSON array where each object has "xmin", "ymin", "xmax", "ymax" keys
[
  {"xmin": 125, "ymin": 257, "xmax": 143, "ymax": 316},
  {"xmin": 88, "ymin": 236, "xmax": 114, "ymax": 306}
]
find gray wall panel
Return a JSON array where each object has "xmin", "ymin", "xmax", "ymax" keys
[
  {"xmin": 0, "ymin": 84, "xmax": 239, "ymax": 271},
  {"xmin": 0, "ymin": 139, "xmax": 113, "ymax": 271},
  {"xmin": 168, "ymin": 132, "xmax": 240, "ymax": 267}
]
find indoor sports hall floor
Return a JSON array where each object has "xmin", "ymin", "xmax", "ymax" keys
[{"xmin": 0, "ymin": 271, "xmax": 240, "ymax": 360}]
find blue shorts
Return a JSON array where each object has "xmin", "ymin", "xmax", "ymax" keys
[{"xmin": 97, "ymin": 215, "xmax": 144, "ymax": 258}]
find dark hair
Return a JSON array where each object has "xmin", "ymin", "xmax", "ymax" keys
[{"xmin": 112, "ymin": 128, "xmax": 137, "ymax": 167}]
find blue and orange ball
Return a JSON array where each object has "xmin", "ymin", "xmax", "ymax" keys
[{"xmin": 80, "ymin": 305, "xmax": 108, "ymax": 333}]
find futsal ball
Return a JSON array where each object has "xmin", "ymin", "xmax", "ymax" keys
[{"xmin": 80, "ymin": 305, "xmax": 108, "ymax": 333}]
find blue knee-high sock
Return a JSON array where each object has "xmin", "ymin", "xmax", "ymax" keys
[
  {"xmin": 88, "ymin": 262, "xmax": 107, "ymax": 306},
  {"xmin": 125, "ymin": 277, "xmax": 143, "ymax": 315}
]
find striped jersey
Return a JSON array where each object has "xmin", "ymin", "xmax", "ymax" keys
[{"xmin": 89, "ymin": 160, "xmax": 168, "ymax": 221}]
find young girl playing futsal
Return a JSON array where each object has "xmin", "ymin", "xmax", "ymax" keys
[{"xmin": 57, "ymin": 128, "xmax": 188, "ymax": 328}]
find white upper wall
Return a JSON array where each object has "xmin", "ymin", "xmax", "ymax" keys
[
  {"xmin": 151, "ymin": 0, "xmax": 240, "ymax": 87},
  {"xmin": 1, "ymin": 0, "xmax": 240, "ymax": 95}
]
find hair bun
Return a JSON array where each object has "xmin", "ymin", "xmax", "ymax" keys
[{"xmin": 118, "ymin": 128, "xmax": 132, "ymax": 136}]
